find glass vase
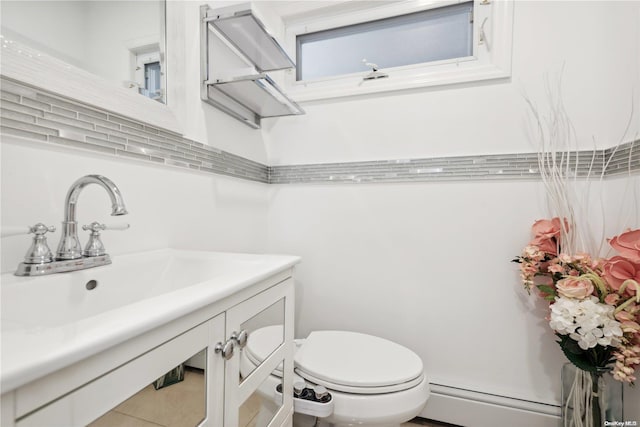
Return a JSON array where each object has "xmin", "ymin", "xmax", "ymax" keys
[{"xmin": 561, "ymin": 363, "xmax": 623, "ymax": 427}]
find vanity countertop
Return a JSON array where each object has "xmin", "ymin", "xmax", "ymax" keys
[{"xmin": 0, "ymin": 248, "xmax": 300, "ymax": 392}]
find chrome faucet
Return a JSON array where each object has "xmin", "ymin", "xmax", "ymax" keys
[
  {"xmin": 7, "ymin": 174, "xmax": 129, "ymax": 276},
  {"xmin": 56, "ymin": 175, "xmax": 128, "ymax": 260}
]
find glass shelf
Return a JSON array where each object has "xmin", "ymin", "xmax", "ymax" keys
[
  {"xmin": 208, "ymin": 74, "xmax": 304, "ymax": 118},
  {"xmin": 201, "ymin": 4, "xmax": 303, "ymax": 129},
  {"xmin": 208, "ymin": 10, "xmax": 295, "ymax": 73}
]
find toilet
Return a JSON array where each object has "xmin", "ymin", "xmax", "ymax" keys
[{"xmin": 240, "ymin": 325, "xmax": 429, "ymax": 427}]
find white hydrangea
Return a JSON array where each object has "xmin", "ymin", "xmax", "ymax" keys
[{"xmin": 549, "ymin": 296, "xmax": 623, "ymax": 350}]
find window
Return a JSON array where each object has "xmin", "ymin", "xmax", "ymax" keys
[
  {"xmin": 131, "ymin": 46, "xmax": 164, "ymax": 102},
  {"xmin": 144, "ymin": 61, "xmax": 162, "ymax": 96},
  {"xmin": 296, "ymin": 2, "xmax": 474, "ymax": 81},
  {"xmin": 283, "ymin": 0, "xmax": 514, "ymax": 101}
]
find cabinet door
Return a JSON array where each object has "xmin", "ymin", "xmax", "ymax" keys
[
  {"xmin": 224, "ymin": 278, "xmax": 295, "ymax": 427},
  {"xmin": 16, "ymin": 314, "xmax": 226, "ymax": 427}
]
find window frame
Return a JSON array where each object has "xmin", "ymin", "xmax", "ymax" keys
[{"xmin": 282, "ymin": 0, "xmax": 514, "ymax": 101}]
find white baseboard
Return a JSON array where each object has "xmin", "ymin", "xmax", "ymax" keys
[{"xmin": 421, "ymin": 384, "xmax": 561, "ymax": 427}]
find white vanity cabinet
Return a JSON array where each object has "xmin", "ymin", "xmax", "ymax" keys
[{"xmin": 1, "ymin": 269, "xmax": 295, "ymax": 427}]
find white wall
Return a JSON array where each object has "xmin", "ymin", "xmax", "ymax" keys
[{"xmin": 264, "ymin": 1, "xmax": 640, "ymax": 424}]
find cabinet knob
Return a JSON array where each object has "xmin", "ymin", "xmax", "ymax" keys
[
  {"xmin": 215, "ymin": 340, "xmax": 235, "ymax": 360},
  {"xmin": 231, "ymin": 330, "xmax": 249, "ymax": 349}
]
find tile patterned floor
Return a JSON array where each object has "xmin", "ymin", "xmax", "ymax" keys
[
  {"xmin": 88, "ymin": 369, "xmax": 458, "ymax": 427},
  {"xmin": 89, "ymin": 369, "xmax": 206, "ymax": 427}
]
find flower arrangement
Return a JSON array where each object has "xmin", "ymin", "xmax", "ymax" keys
[
  {"xmin": 519, "ymin": 73, "xmax": 638, "ymax": 426},
  {"xmin": 514, "ymin": 222, "xmax": 640, "ymax": 382}
]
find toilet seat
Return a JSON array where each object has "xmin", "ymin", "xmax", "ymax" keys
[
  {"xmin": 294, "ymin": 330, "xmax": 424, "ymax": 394},
  {"xmin": 244, "ymin": 327, "xmax": 424, "ymax": 394},
  {"xmin": 244, "ymin": 325, "xmax": 285, "ymax": 377},
  {"xmin": 295, "ymin": 368, "xmax": 424, "ymax": 394}
]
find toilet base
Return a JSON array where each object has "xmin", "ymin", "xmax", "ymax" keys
[{"xmin": 248, "ymin": 374, "xmax": 428, "ymax": 427}]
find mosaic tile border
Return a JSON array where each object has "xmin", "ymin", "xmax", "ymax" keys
[
  {"xmin": 0, "ymin": 77, "xmax": 269, "ymax": 183},
  {"xmin": 269, "ymin": 142, "xmax": 638, "ymax": 184},
  {"xmin": 604, "ymin": 141, "xmax": 640, "ymax": 177},
  {"xmin": 1, "ymin": 76, "xmax": 637, "ymax": 185}
]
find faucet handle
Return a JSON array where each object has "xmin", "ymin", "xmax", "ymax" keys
[
  {"xmin": 82, "ymin": 221, "xmax": 131, "ymax": 234},
  {"xmin": 22, "ymin": 223, "xmax": 56, "ymax": 264},
  {"xmin": 81, "ymin": 222, "xmax": 129, "ymax": 257},
  {"xmin": 82, "ymin": 222, "xmax": 105, "ymax": 233},
  {"xmin": 81, "ymin": 222, "xmax": 130, "ymax": 232},
  {"xmin": 30, "ymin": 223, "xmax": 57, "ymax": 235}
]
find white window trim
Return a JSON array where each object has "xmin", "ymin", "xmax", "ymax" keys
[{"xmin": 283, "ymin": 0, "xmax": 514, "ymax": 102}]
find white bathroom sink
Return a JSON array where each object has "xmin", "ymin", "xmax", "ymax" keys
[{"xmin": 0, "ymin": 248, "xmax": 299, "ymax": 391}]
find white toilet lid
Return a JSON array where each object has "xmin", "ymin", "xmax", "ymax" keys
[
  {"xmin": 245, "ymin": 325, "xmax": 285, "ymax": 376},
  {"xmin": 294, "ymin": 330, "xmax": 424, "ymax": 394}
]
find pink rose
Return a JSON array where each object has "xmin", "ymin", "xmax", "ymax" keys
[
  {"xmin": 609, "ymin": 229, "xmax": 640, "ymax": 263},
  {"xmin": 602, "ymin": 256, "xmax": 640, "ymax": 296},
  {"xmin": 555, "ymin": 277, "xmax": 594, "ymax": 299}
]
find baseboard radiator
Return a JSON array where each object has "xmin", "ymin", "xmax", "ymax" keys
[{"xmin": 421, "ymin": 383, "xmax": 561, "ymax": 427}]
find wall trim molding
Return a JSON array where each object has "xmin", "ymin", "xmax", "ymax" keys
[{"xmin": 1, "ymin": 76, "xmax": 638, "ymax": 185}]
